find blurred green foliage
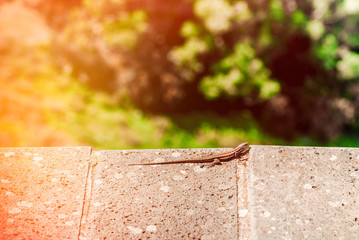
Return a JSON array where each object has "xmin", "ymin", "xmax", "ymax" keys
[
  {"xmin": 1, "ymin": 0, "xmax": 359, "ymax": 148},
  {"xmin": 200, "ymin": 42, "xmax": 280, "ymax": 100},
  {"xmin": 102, "ymin": 10, "xmax": 147, "ymax": 49},
  {"xmin": 43, "ymin": 71, "xmax": 278, "ymax": 149}
]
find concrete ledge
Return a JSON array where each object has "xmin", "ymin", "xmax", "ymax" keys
[
  {"xmin": 0, "ymin": 147, "xmax": 91, "ymax": 239},
  {"xmin": 1, "ymin": 145, "xmax": 358, "ymax": 239},
  {"xmin": 249, "ymin": 145, "xmax": 359, "ymax": 239},
  {"xmin": 81, "ymin": 148, "xmax": 245, "ymax": 239}
]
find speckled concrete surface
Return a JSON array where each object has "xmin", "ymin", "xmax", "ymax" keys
[
  {"xmin": 0, "ymin": 147, "xmax": 91, "ymax": 240},
  {"xmin": 81, "ymin": 148, "xmax": 240, "ymax": 240},
  {"xmin": 249, "ymin": 145, "xmax": 359, "ymax": 239},
  {"xmin": 3, "ymin": 145, "xmax": 357, "ymax": 239}
]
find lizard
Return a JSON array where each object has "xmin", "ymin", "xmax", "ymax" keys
[{"xmin": 128, "ymin": 142, "xmax": 249, "ymax": 166}]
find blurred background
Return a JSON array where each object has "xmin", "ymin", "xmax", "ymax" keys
[{"xmin": 1, "ymin": 0, "xmax": 359, "ymax": 149}]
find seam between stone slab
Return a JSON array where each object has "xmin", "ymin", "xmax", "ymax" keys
[
  {"xmin": 248, "ymin": 146, "xmax": 256, "ymax": 240},
  {"xmin": 77, "ymin": 147, "xmax": 94, "ymax": 240},
  {"xmin": 235, "ymin": 159, "xmax": 240, "ymax": 240},
  {"xmin": 237, "ymin": 151, "xmax": 251, "ymax": 240}
]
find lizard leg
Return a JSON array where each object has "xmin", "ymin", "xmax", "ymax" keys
[{"xmin": 208, "ymin": 158, "xmax": 221, "ymax": 167}]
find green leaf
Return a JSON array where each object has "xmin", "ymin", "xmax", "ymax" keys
[
  {"xmin": 315, "ymin": 34, "xmax": 338, "ymax": 69},
  {"xmin": 194, "ymin": 0, "xmax": 233, "ymax": 33},
  {"xmin": 180, "ymin": 21, "xmax": 200, "ymax": 38},
  {"xmin": 291, "ymin": 10, "xmax": 308, "ymax": 28},
  {"xmin": 270, "ymin": 0, "xmax": 284, "ymax": 21},
  {"xmin": 337, "ymin": 50, "xmax": 359, "ymax": 79}
]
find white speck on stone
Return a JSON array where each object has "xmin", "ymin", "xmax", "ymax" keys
[
  {"xmin": 5, "ymin": 191, "xmax": 14, "ymax": 196},
  {"xmin": 173, "ymin": 175, "xmax": 185, "ymax": 181},
  {"xmin": 194, "ymin": 166, "xmax": 206, "ymax": 173},
  {"xmin": 271, "ymin": 227, "xmax": 276, "ymax": 230},
  {"xmin": 1, "ymin": 179, "xmax": 10, "ymax": 183},
  {"xmin": 296, "ymin": 219, "xmax": 303, "ymax": 225},
  {"xmin": 328, "ymin": 201, "xmax": 341, "ymax": 207},
  {"xmin": 197, "ymin": 200, "xmax": 203, "ymax": 204},
  {"xmin": 65, "ymin": 221, "xmax": 75, "ymax": 226},
  {"xmin": 350, "ymin": 172, "xmax": 359, "ymax": 178},
  {"xmin": 356, "ymin": 155, "xmax": 359, "ymax": 160},
  {"xmin": 304, "ymin": 220, "xmax": 310, "ymax": 224},
  {"xmin": 72, "ymin": 211, "xmax": 80, "ymax": 216},
  {"xmin": 216, "ymin": 207, "xmax": 226, "ymax": 212},
  {"xmin": 238, "ymin": 208, "xmax": 248, "ymax": 217},
  {"xmin": 186, "ymin": 209, "xmax": 195, "ymax": 216},
  {"xmin": 255, "ymin": 183, "xmax": 266, "ymax": 191},
  {"xmin": 329, "ymin": 155, "xmax": 337, "ymax": 161},
  {"xmin": 263, "ymin": 211, "xmax": 271, "ymax": 217},
  {"xmin": 94, "ymin": 179, "xmax": 103, "ymax": 185},
  {"xmin": 114, "ymin": 172, "xmax": 123, "ymax": 179},
  {"xmin": 17, "ymin": 201, "xmax": 33, "ymax": 208},
  {"xmin": 172, "ymin": 152, "xmax": 181, "ymax": 157},
  {"xmin": 155, "ymin": 151, "xmax": 160, "ymax": 155},
  {"xmin": 25, "ymin": 152, "xmax": 32, "ymax": 156},
  {"xmin": 146, "ymin": 225, "xmax": 157, "ymax": 232},
  {"xmin": 303, "ymin": 184, "xmax": 312, "ymax": 189},
  {"xmin": 58, "ymin": 214, "xmax": 67, "ymax": 219},
  {"xmin": 271, "ymin": 155, "xmax": 275, "ymax": 158},
  {"xmin": 316, "ymin": 227, "xmax": 322, "ymax": 231},
  {"xmin": 251, "ymin": 174, "xmax": 258, "ymax": 182},
  {"xmin": 280, "ymin": 207, "xmax": 286, "ymax": 213},
  {"xmin": 33, "ymin": 153, "xmax": 39, "ymax": 156},
  {"xmin": 94, "ymin": 202, "xmax": 101, "ymax": 207},
  {"xmin": 51, "ymin": 178, "xmax": 58, "ymax": 182},
  {"xmin": 325, "ymin": 189, "xmax": 331, "ymax": 193},
  {"xmin": 7, "ymin": 218, "xmax": 14, "ymax": 223},
  {"xmin": 44, "ymin": 201, "xmax": 52, "ymax": 205},
  {"xmin": 76, "ymin": 195, "xmax": 81, "ymax": 199},
  {"xmin": 33, "ymin": 156, "xmax": 43, "ymax": 161},
  {"xmin": 271, "ymin": 217, "xmax": 276, "ymax": 221},
  {"xmin": 127, "ymin": 226, "xmax": 143, "ymax": 234},
  {"xmin": 4, "ymin": 152, "xmax": 15, "ymax": 157},
  {"xmin": 180, "ymin": 170, "xmax": 187, "ymax": 175},
  {"xmin": 9, "ymin": 207, "xmax": 21, "ymax": 214},
  {"xmin": 160, "ymin": 185, "xmax": 170, "ymax": 193},
  {"xmin": 94, "ymin": 151, "xmax": 101, "ymax": 156}
]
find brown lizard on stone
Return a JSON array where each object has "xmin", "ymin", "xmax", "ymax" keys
[{"xmin": 128, "ymin": 142, "xmax": 249, "ymax": 166}]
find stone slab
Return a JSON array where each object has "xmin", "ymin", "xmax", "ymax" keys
[
  {"xmin": 81, "ymin": 148, "xmax": 240, "ymax": 240},
  {"xmin": 249, "ymin": 145, "xmax": 359, "ymax": 239},
  {"xmin": 0, "ymin": 147, "xmax": 92, "ymax": 239}
]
